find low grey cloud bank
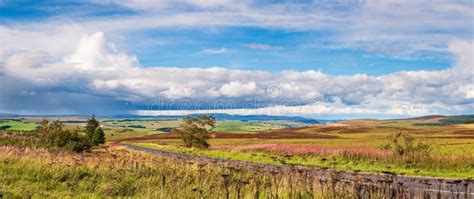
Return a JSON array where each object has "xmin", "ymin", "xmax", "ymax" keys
[{"xmin": 0, "ymin": 32, "xmax": 472, "ymax": 117}]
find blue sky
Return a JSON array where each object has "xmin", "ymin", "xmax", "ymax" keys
[
  {"xmin": 125, "ymin": 27, "xmax": 453, "ymax": 75},
  {"xmin": 0, "ymin": 0, "xmax": 472, "ymax": 118},
  {"xmin": 0, "ymin": 1, "xmax": 454, "ymax": 75}
]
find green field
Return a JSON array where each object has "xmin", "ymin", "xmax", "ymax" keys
[
  {"xmin": 0, "ymin": 120, "xmax": 38, "ymax": 131},
  {"xmin": 102, "ymin": 119, "xmax": 182, "ymax": 141},
  {"xmin": 210, "ymin": 121, "xmax": 284, "ymax": 133}
]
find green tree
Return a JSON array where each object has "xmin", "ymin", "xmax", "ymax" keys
[
  {"xmin": 92, "ymin": 127, "xmax": 105, "ymax": 145},
  {"xmin": 85, "ymin": 115, "xmax": 100, "ymax": 138},
  {"xmin": 174, "ymin": 115, "xmax": 216, "ymax": 149},
  {"xmin": 84, "ymin": 115, "xmax": 105, "ymax": 145}
]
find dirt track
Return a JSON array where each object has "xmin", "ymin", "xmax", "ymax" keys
[{"xmin": 122, "ymin": 143, "xmax": 474, "ymax": 199}]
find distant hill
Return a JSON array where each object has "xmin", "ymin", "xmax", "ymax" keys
[
  {"xmin": 410, "ymin": 115, "xmax": 474, "ymax": 126},
  {"xmin": 437, "ymin": 115, "xmax": 474, "ymax": 124},
  {"xmin": 0, "ymin": 113, "xmax": 19, "ymax": 117},
  {"xmin": 189, "ymin": 114, "xmax": 324, "ymax": 124},
  {"xmin": 111, "ymin": 113, "xmax": 328, "ymax": 124},
  {"xmin": 407, "ymin": 115, "xmax": 447, "ymax": 120}
]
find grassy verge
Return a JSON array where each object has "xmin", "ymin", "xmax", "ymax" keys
[
  {"xmin": 125, "ymin": 142, "xmax": 474, "ymax": 178},
  {"xmin": 0, "ymin": 146, "xmax": 360, "ymax": 198}
]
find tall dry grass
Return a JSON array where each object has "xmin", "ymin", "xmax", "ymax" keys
[
  {"xmin": 0, "ymin": 146, "xmax": 374, "ymax": 198},
  {"xmin": 216, "ymin": 143, "xmax": 474, "ymax": 174}
]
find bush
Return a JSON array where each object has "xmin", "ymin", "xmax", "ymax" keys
[
  {"xmin": 0, "ymin": 119, "xmax": 93, "ymax": 152},
  {"xmin": 381, "ymin": 132, "xmax": 431, "ymax": 158},
  {"xmin": 38, "ymin": 119, "xmax": 92, "ymax": 152}
]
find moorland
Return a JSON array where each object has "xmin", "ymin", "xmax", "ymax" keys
[{"xmin": 1, "ymin": 114, "xmax": 473, "ymax": 198}]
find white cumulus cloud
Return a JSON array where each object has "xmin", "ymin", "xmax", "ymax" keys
[
  {"xmin": 1, "ymin": 32, "xmax": 472, "ymax": 117},
  {"xmin": 219, "ymin": 81, "xmax": 257, "ymax": 97}
]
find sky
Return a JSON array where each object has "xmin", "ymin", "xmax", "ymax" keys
[{"xmin": 0, "ymin": 0, "xmax": 473, "ymax": 119}]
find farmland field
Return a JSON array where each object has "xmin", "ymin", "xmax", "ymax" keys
[
  {"xmin": 211, "ymin": 121, "xmax": 285, "ymax": 133},
  {"xmin": 0, "ymin": 119, "xmax": 39, "ymax": 131}
]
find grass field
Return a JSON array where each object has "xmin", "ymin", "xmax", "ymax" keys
[
  {"xmin": 0, "ymin": 120, "xmax": 38, "ymax": 131},
  {"xmin": 102, "ymin": 119, "xmax": 182, "ymax": 141},
  {"xmin": 211, "ymin": 121, "xmax": 285, "ymax": 133},
  {"xmin": 122, "ymin": 117, "xmax": 474, "ymax": 178}
]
